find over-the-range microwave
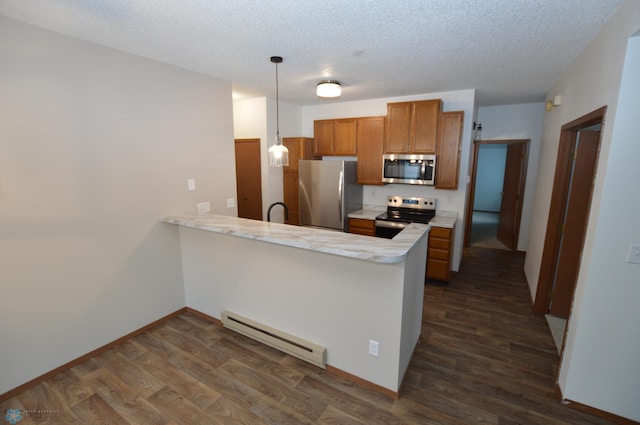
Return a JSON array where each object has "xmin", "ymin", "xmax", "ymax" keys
[{"xmin": 382, "ymin": 154, "xmax": 436, "ymax": 185}]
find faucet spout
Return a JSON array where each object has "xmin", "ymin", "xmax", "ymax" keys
[{"xmin": 267, "ymin": 202, "xmax": 289, "ymax": 222}]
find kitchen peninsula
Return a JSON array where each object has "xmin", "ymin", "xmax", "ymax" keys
[{"xmin": 163, "ymin": 213, "xmax": 429, "ymax": 396}]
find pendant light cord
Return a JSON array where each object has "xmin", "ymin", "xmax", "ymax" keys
[{"xmin": 275, "ymin": 59, "xmax": 280, "ymax": 141}]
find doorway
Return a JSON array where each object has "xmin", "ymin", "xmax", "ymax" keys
[
  {"xmin": 234, "ymin": 138, "xmax": 263, "ymax": 220},
  {"xmin": 465, "ymin": 139, "xmax": 529, "ymax": 251},
  {"xmin": 533, "ymin": 107, "xmax": 605, "ymax": 321}
]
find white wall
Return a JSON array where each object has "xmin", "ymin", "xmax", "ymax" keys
[
  {"xmin": 525, "ymin": 2, "xmax": 640, "ymax": 420},
  {"xmin": 477, "ymin": 103, "xmax": 544, "ymax": 251},
  {"xmin": 177, "ymin": 225, "xmax": 426, "ymax": 392},
  {"xmin": 0, "ymin": 17, "xmax": 237, "ymax": 395},
  {"xmin": 233, "ymin": 98, "xmax": 301, "ymax": 222},
  {"xmin": 302, "ymin": 90, "xmax": 476, "ymax": 271},
  {"xmin": 474, "ymin": 145, "xmax": 507, "ymax": 212}
]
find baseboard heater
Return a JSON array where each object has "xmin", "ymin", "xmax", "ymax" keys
[{"xmin": 221, "ymin": 310, "xmax": 326, "ymax": 369}]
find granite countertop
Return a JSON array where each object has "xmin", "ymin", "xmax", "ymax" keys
[
  {"xmin": 348, "ymin": 206, "xmax": 457, "ymax": 228},
  {"xmin": 163, "ymin": 213, "xmax": 429, "ymax": 264}
]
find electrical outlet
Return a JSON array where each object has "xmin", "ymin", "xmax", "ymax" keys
[
  {"xmin": 368, "ymin": 339, "xmax": 379, "ymax": 357},
  {"xmin": 226, "ymin": 198, "xmax": 236, "ymax": 208},
  {"xmin": 187, "ymin": 179, "xmax": 196, "ymax": 191},
  {"xmin": 197, "ymin": 201, "xmax": 210, "ymax": 215},
  {"xmin": 627, "ymin": 244, "xmax": 640, "ymax": 265}
]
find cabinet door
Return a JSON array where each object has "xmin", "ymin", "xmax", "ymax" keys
[
  {"xmin": 435, "ymin": 111, "xmax": 464, "ymax": 190},
  {"xmin": 283, "ymin": 170, "xmax": 299, "ymax": 225},
  {"xmin": 314, "ymin": 120, "xmax": 334, "ymax": 155},
  {"xmin": 333, "ymin": 118, "xmax": 357, "ymax": 155},
  {"xmin": 385, "ymin": 102, "xmax": 412, "ymax": 153},
  {"xmin": 412, "ymin": 100, "xmax": 441, "ymax": 153},
  {"xmin": 282, "ymin": 137, "xmax": 316, "ymax": 225},
  {"xmin": 283, "ymin": 138, "xmax": 302, "ymax": 171},
  {"xmin": 356, "ymin": 117, "xmax": 385, "ymax": 185}
]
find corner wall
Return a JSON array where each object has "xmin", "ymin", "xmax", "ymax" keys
[
  {"xmin": 0, "ymin": 17, "xmax": 237, "ymax": 395},
  {"xmin": 524, "ymin": 1, "xmax": 640, "ymax": 420}
]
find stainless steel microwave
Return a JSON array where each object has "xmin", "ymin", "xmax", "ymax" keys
[{"xmin": 382, "ymin": 154, "xmax": 436, "ymax": 185}]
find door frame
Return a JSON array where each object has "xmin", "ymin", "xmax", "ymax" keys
[
  {"xmin": 464, "ymin": 139, "xmax": 529, "ymax": 250},
  {"xmin": 532, "ymin": 106, "xmax": 606, "ymax": 314}
]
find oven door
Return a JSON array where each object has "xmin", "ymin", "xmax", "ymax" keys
[{"xmin": 375, "ymin": 219, "xmax": 408, "ymax": 239}]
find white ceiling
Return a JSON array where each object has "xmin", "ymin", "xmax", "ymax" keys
[{"xmin": 0, "ymin": 0, "xmax": 624, "ymax": 106}]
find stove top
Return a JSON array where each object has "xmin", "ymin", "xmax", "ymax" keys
[{"xmin": 375, "ymin": 195, "xmax": 436, "ymax": 224}]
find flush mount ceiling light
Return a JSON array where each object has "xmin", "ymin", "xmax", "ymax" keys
[
  {"xmin": 316, "ymin": 80, "xmax": 342, "ymax": 98},
  {"xmin": 267, "ymin": 56, "xmax": 289, "ymax": 167}
]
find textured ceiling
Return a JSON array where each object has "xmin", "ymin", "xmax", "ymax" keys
[{"xmin": 0, "ymin": 0, "xmax": 624, "ymax": 106}]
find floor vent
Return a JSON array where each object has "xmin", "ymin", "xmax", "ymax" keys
[{"xmin": 221, "ymin": 310, "xmax": 326, "ymax": 368}]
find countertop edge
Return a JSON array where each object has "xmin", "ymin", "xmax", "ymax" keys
[{"xmin": 163, "ymin": 214, "xmax": 429, "ymax": 264}]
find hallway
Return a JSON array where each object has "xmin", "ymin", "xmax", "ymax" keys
[{"xmin": 417, "ymin": 246, "xmax": 614, "ymax": 424}]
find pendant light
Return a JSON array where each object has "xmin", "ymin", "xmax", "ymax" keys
[{"xmin": 268, "ymin": 56, "xmax": 289, "ymax": 167}]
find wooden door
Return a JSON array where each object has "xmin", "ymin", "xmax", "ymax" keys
[
  {"xmin": 497, "ymin": 143, "xmax": 527, "ymax": 250},
  {"xmin": 549, "ymin": 128, "xmax": 601, "ymax": 317},
  {"xmin": 234, "ymin": 139, "xmax": 263, "ymax": 220},
  {"xmin": 463, "ymin": 139, "xmax": 529, "ymax": 249}
]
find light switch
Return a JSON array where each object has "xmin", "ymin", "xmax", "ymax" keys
[
  {"xmin": 368, "ymin": 339, "xmax": 379, "ymax": 357},
  {"xmin": 627, "ymin": 244, "xmax": 640, "ymax": 265},
  {"xmin": 187, "ymin": 179, "xmax": 196, "ymax": 191},
  {"xmin": 197, "ymin": 201, "xmax": 210, "ymax": 215}
]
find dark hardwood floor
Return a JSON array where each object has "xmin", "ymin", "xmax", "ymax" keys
[{"xmin": 1, "ymin": 247, "xmax": 618, "ymax": 424}]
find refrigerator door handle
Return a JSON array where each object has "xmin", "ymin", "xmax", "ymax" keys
[{"xmin": 338, "ymin": 170, "xmax": 344, "ymax": 223}]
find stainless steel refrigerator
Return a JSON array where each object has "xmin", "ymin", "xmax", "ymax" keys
[{"xmin": 298, "ymin": 160, "xmax": 363, "ymax": 232}]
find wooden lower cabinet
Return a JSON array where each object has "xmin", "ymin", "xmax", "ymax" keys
[
  {"xmin": 348, "ymin": 218, "xmax": 376, "ymax": 237},
  {"xmin": 427, "ymin": 226, "xmax": 454, "ymax": 282}
]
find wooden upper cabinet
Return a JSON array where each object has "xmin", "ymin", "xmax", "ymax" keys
[
  {"xmin": 283, "ymin": 137, "xmax": 316, "ymax": 171},
  {"xmin": 313, "ymin": 120, "xmax": 334, "ymax": 155},
  {"xmin": 413, "ymin": 100, "xmax": 441, "ymax": 153},
  {"xmin": 385, "ymin": 99, "xmax": 442, "ymax": 154},
  {"xmin": 356, "ymin": 116, "xmax": 385, "ymax": 185},
  {"xmin": 313, "ymin": 118, "xmax": 357, "ymax": 156},
  {"xmin": 385, "ymin": 103, "xmax": 413, "ymax": 153},
  {"xmin": 435, "ymin": 111, "xmax": 464, "ymax": 190},
  {"xmin": 333, "ymin": 118, "xmax": 357, "ymax": 155}
]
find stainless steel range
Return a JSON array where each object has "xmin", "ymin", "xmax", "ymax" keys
[{"xmin": 375, "ymin": 195, "xmax": 436, "ymax": 239}]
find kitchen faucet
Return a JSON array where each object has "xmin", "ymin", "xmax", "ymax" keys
[{"xmin": 267, "ymin": 202, "xmax": 288, "ymax": 222}]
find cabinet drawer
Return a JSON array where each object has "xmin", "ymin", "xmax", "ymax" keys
[
  {"xmin": 429, "ymin": 237, "xmax": 450, "ymax": 250},
  {"xmin": 429, "ymin": 226, "xmax": 452, "ymax": 239},
  {"xmin": 428, "ymin": 248, "xmax": 450, "ymax": 261},
  {"xmin": 427, "ymin": 258, "xmax": 450, "ymax": 281},
  {"xmin": 348, "ymin": 218, "xmax": 375, "ymax": 236}
]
